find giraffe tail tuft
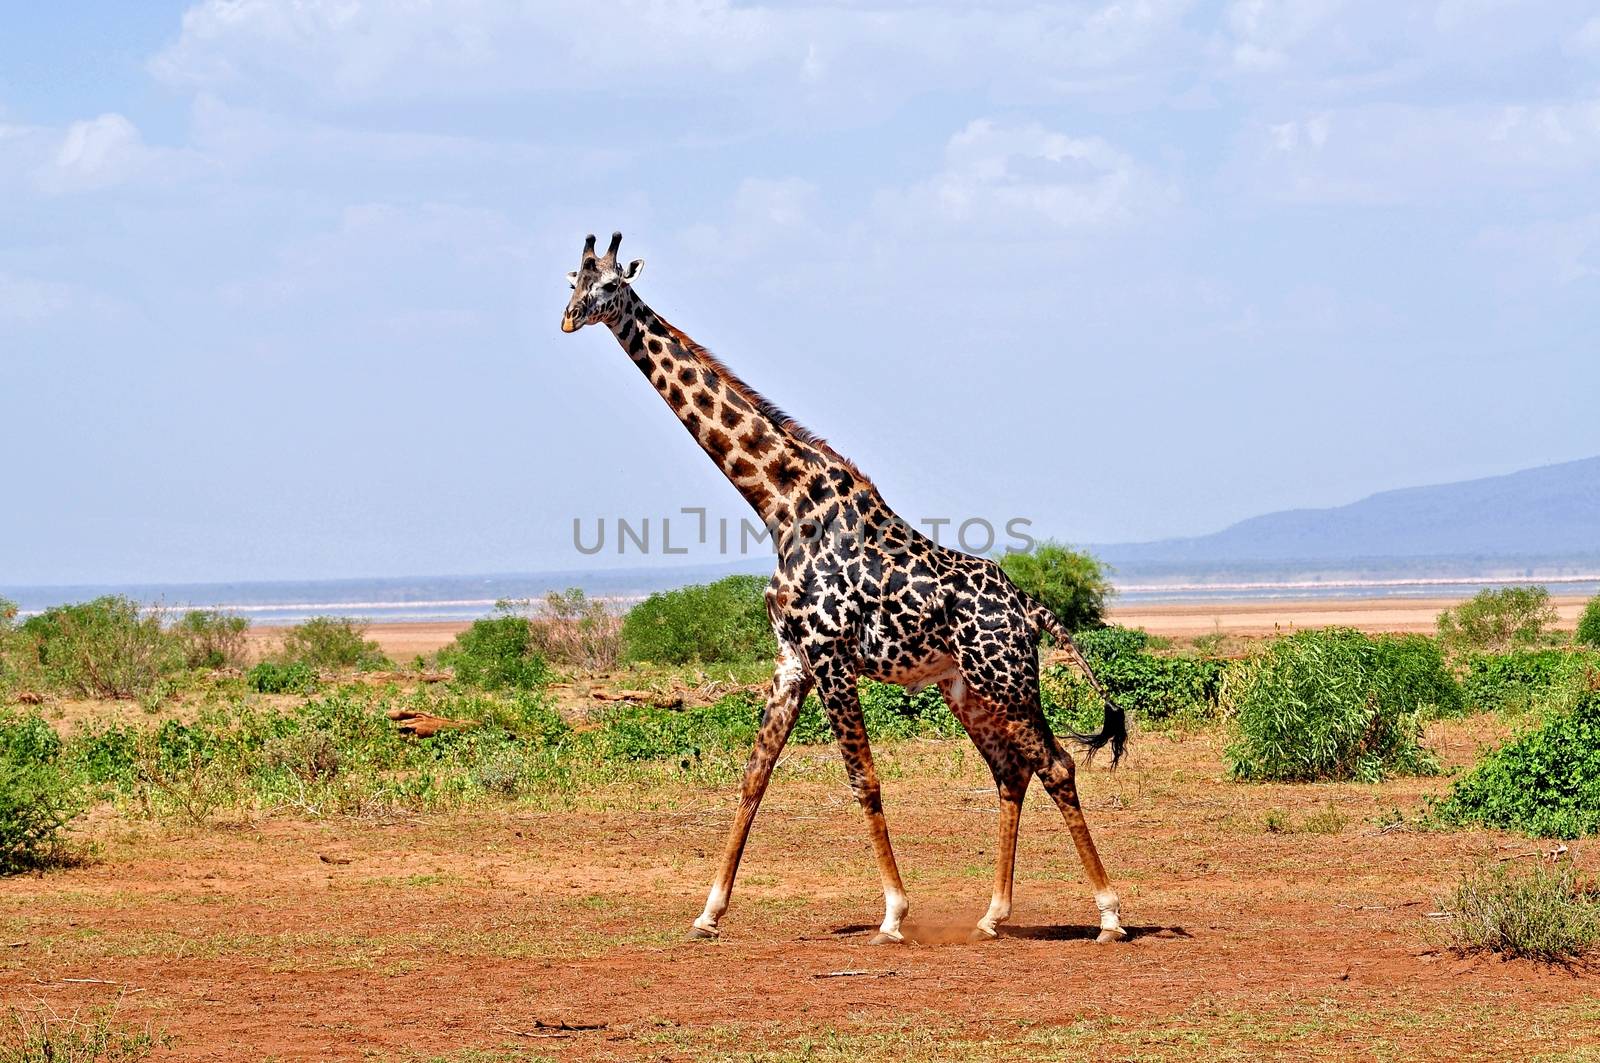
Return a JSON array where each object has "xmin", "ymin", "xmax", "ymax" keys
[{"xmin": 1026, "ymin": 601, "xmax": 1128, "ymax": 766}]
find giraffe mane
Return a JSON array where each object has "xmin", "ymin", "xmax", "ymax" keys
[{"xmin": 659, "ymin": 321, "xmax": 869, "ymax": 482}]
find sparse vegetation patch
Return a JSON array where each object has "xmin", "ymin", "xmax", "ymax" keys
[{"xmin": 1438, "ymin": 859, "xmax": 1600, "ymax": 963}]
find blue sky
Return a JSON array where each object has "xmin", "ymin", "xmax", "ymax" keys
[{"xmin": 4, "ymin": 0, "xmax": 1599, "ymax": 585}]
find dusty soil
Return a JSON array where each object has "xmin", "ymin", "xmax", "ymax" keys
[
  {"xmin": 1110, "ymin": 595, "xmax": 1593, "ymax": 639},
  {"xmin": 3, "ymin": 718, "xmax": 1596, "ymax": 1061},
  {"xmin": 247, "ymin": 596, "xmax": 1594, "ymax": 663}
]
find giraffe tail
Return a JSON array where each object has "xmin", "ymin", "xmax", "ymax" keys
[{"xmin": 1025, "ymin": 601, "xmax": 1128, "ymax": 766}]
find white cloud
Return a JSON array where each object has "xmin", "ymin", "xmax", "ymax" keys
[
  {"xmin": 1242, "ymin": 100, "xmax": 1600, "ymax": 203},
  {"xmin": 1569, "ymin": 15, "xmax": 1600, "ymax": 55},
  {"xmin": 0, "ymin": 272, "xmax": 73, "ymax": 322},
  {"xmin": 1479, "ymin": 213, "xmax": 1600, "ymax": 288},
  {"xmin": 885, "ymin": 119, "xmax": 1171, "ymax": 232},
  {"xmin": 681, "ymin": 178, "xmax": 821, "ymax": 261},
  {"xmin": 217, "ymin": 200, "xmax": 529, "ymax": 335},
  {"xmin": 17, "ymin": 112, "xmax": 202, "ymax": 195},
  {"xmin": 150, "ymin": 0, "xmax": 1194, "ymax": 114}
]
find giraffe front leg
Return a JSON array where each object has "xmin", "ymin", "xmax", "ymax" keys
[
  {"xmin": 818, "ymin": 663, "xmax": 909, "ymax": 944},
  {"xmin": 691, "ymin": 644, "xmax": 812, "ymax": 940},
  {"xmin": 973, "ymin": 778, "xmax": 1026, "ymax": 941}
]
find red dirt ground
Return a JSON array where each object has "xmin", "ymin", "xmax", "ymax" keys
[{"xmin": 4, "ymin": 717, "xmax": 1597, "ymax": 1061}]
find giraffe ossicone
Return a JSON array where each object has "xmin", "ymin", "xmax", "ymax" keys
[{"xmin": 560, "ymin": 231, "xmax": 1130, "ymax": 946}]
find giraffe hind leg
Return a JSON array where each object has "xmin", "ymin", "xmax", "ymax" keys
[{"xmin": 1031, "ymin": 736, "xmax": 1126, "ymax": 943}]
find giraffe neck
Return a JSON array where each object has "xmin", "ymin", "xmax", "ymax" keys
[{"xmin": 605, "ymin": 289, "xmax": 844, "ymax": 533}]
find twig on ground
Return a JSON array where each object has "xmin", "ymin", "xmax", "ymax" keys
[{"xmin": 814, "ymin": 969, "xmax": 897, "ymax": 979}]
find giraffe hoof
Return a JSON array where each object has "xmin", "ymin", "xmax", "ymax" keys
[
  {"xmin": 1095, "ymin": 927, "xmax": 1129, "ymax": 944},
  {"xmin": 968, "ymin": 926, "xmax": 999, "ymax": 943},
  {"xmin": 867, "ymin": 931, "xmax": 904, "ymax": 946},
  {"xmin": 687, "ymin": 926, "xmax": 719, "ymax": 941}
]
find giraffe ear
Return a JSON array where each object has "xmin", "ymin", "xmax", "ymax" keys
[
  {"xmin": 566, "ymin": 270, "xmax": 578, "ymax": 288},
  {"xmin": 621, "ymin": 258, "xmax": 645, "ymax": 282}
]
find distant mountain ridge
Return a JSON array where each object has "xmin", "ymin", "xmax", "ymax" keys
[{"xmin": 1094, "ymin": 457, "xmax": 1600, "ymax": 566}]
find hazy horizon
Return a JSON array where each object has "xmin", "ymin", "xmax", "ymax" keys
[{"xmin": 6, "ymin": 3, "xmax": 1599, "ymax": 585}]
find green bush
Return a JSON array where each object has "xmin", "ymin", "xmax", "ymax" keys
[
  {"xmin": 1433, "ymin": 690, "xmax": 1600, "ymax": 837},
  {"xmin": 997, "ymin": 541, "xmax": 1110, "ymax": 633},
  {"xmin": 1370, "ymin": 633, "xmax": 1465, "ymax": 719},
  {"xmin": 1438, "ymin": 860, "xmax": 1600, "ymax": 963},
  {"xmin": 1076, "ymin": 626, "xmax": 1225, "ymax": 722},
  {"xmin": 1576, "ymin": 594, "xmax": 1600, "ymax": 648},
  {"xmin": 247, "ymin": 661, "xmax": 320, "ymax": 695},
  {"xmin": 0, "ymin": 713, "xmax": 86, "ymax": 872},
  {"xmin": 173, "ymin": 610, "xmax": 250, "ymax": 669},
  {"xmin": 1461, "ymin": 650, "xmax": 1590, "ymax": 714},
  {"xmin": 279, "ymin": 617, "xmax": 390, "ymax": 671},
  {"xmin": 1226, "ymin": 628, "xmax": 1441, "ymax": 782},
  {"xmin": 441, "ymin": 610, "xmax": 550, "ymax": 691},
  {"xmin": 0, "ymin": 598, "xmax": 23, "ymax": 693},
  {"xmin": 1437, "ymin": 586, "xmax": 1558, "ymax": 655},
  {"xmin": 20, "ymin": 596, "xmax": 181, "ymax": 698},
  {"xmin": 621, "ymin": 575, "xmax": 776, "ymax": 665}
]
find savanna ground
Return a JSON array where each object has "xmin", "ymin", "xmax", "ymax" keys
[{"xmin": 4, "ymin": 598, "xmax": 1598, "ymax": 1061}]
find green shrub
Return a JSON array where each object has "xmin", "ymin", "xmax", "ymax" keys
[
  {"xmin": 441, "ymin": 610, "xmax": 550, "ymax": 691},
  {"xmin": 597, "ymin": 693, "xmax": 763, "ymax": 762},
  {"xmin": 1076, "ymin": 626, "xmax": 1225, "ymax": 722},
  {"xmin": 280, "ymin": 617, "xmax": 390, "ymax": 671},
  {"xmin": 0, "ymin": 598, "xmax": 23, "ymax": 693},
  {"xmin": 173, "ymin": 610, "xmax": 249, "ymax": 669},
  {"xmin": 1576, "ymin": 594, "xmax": 1600, "ymax": 648},
  {"xmin": 622, "ymin": 575, "xmax": 776, "ymax": 665},
  {"xmin": 1371, "ymin": 633, "xmax": 1465, "ymax": 719},
  {"xmin": 246, "ymin": 661, "xmax": 320, "ymax": 695},
  {"xmin": 1226, "ymin": 628, "xmax": 1441, "ymax": 782},
  {"xmin": 1433, "ymin": 690, "xmax": 1600, "ymax": 837},
  {"xmin": 20, "ymin": 596, "xmax": 181, "ymax": 698},
  {"xmin": 998, "ymin": 541, "xmax": 1110, "ymax": 633},
  {"xmin": 0, "ymin": 713, "xmax": 86, "ymax": 872},
  {"xmin": 1462, "ymin": 650, "xmax": 1586, "ymax": 714},
  {"xmin": 1438, "ymin": 860, "xmax": 1600, "ymax": 963},
  {"xmin": 1437, "ymin": 586, "xmax": 1558, "ymax": 655},
  {"xmin": 856, "ymin": 680, "xmax": 964, "ymax": 740}
]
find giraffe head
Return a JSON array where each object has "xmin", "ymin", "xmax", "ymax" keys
[{"xmin": 561, "ymin": 231, "xmax": 644, "ymax": 333}]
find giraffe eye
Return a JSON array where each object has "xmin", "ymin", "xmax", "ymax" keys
[{"xmin": 601, "ymin": 280, "xmax": 619, "ymax": 293}]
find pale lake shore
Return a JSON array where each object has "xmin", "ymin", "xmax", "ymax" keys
[{"xmin": 244, "ymin": 595, "xmax": 1593, "ymax": 659}]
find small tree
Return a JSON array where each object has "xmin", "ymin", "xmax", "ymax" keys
[
  {"xmin": 173, "ymin": 610, "xmax": 250, "ymax": 670},
  {"xmin": 20, "ymin": 597, "xmax": 180, "ymax": 699},
  {"xmin": 442, "ymin": 608, "xmax": 550, "ymax": 691},
  {"xmin": 997, "ymin": 541, "xmax": 1111, "ymax": 632},
  {"xmin": 531, "ymin": 589, "xmax": 622, "ymax": 671},
  {"xmin": 622, "ymin": 575, "xmax": 776, "ymax": 665},
  {"xmin": 0, "ymin": 598, "xmax": 22, "ymax": 693},
  {"xmin": 280, "ymin": 617, "xmax": 390, "ymax": 671},
  {"xmin": 1576, "ymin": 594, "xmax": 1600, "ymax": 649},
  {"xmin": 1436, "ymin": 586, "xmax": 1559, "ymax": 655}
]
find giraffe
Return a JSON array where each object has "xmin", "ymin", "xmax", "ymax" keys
[{"xmin": 561, "ymin": 232, "xmax": 1130, "ymax": 945}]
